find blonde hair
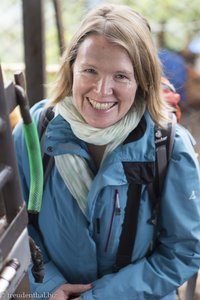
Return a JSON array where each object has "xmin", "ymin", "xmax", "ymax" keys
[{"xmin": 49, "ymin": 4, "xmax": 170, "ymax": 125}]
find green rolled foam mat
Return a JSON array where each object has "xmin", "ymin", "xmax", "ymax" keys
[{"xmin": 23, "ymin": 122, "xmax": 43, "ymax": 213}]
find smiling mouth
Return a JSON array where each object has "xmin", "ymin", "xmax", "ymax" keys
[{"xmin": 87, "ymin": 98, "xmax": 117, "ymax": 110}]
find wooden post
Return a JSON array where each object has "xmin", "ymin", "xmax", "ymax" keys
[{"xmin": 22, "ymin": 0, "xmax": 46, "ymax": 107}]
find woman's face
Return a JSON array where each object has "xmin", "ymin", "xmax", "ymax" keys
[{"xmin": 72, "ymin": 35, "xmax": 138, "ymax": 128}]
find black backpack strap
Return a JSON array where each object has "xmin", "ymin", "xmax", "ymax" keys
[
  {"xmin": 38, "ymin": 106, "xmax": 55, "ymax": 184},
  {"xmin": 156, "ymin": 113, "xmax": 176, "ymax": 193},
  {"xmin": 148, "ymin": 113, "xmax": 176, "ymax": 225},
  {"xmin": 38, "ymin": 106, "xmax": 55, "ymax": 140},
  {"xmin": 113, "ymin": 183, "xmax": 142, "ymax": 272},
  {"xmin": 113, "ymin": 115, "xmax": 176, "ymax": 272}
]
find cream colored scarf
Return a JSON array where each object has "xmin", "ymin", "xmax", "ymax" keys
[{"xmin": 54, "ymin": 97, "xmax": 146, "ymax": 215}]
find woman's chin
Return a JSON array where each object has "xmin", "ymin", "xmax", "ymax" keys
[{"xmin": 85, "ymin": 117, "xmax": 115, "ymax": 129}]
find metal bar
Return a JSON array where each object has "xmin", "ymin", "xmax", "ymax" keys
[
  {"xmin": 4, "ymin": 81, "xmax": 18, "ymax": 114},
  {"xmin": 0, "ymin": 65, "xmax": 25, "ymax": 223},
  {"xmin": 0, "ymin": 166, "xmax": 13, "ymax": 191},
  {"xmin": 0, "ymin": 191, "xmax": 6, "ymax": 219},
  {"xmin": 0, "ymin": 205, "xmax": 28, "ymax": 261},
  {"xmin": 0, "ymin": 117, "xmax": 6, "ymax": 134},
  {"xmin": 0, "ymin": 228, "xmax": 31, "ymax": 297},
  {"xmin": 0, "ymin": 64, "xmax": 31, "ymax": 295},
  {"xmin": 14, "ymin": 72, "xmax": 26, "ymax": 90},
  {"xmin": 22, "ymin": 0, "xmax": 46, "ymax": 106},
  {"xmin": 13, "ymin": 272, "xmax": 31, "ymax": 300}
]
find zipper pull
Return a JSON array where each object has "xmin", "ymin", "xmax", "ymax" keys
[{"xmin": 115, "ymin": 190, "xmax": 121, "ymax": 215}]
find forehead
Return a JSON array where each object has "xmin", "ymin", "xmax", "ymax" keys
[{"xmin": 75, "ymin": 34, "xmax": 133, "ymax": 69}]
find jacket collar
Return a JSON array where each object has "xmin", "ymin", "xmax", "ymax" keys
[
  {"xmin": 44, "ymin": 114, "xmax": 90, "ymax": 160},
  {"xmin": 44, "ymin": 111, "xmax": 156, "ymax": 163},
  {"xmin": 123, "ymin": 115, "xmax": 147, "ymax": 144}
]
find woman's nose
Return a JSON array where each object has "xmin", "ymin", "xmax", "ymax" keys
[{"xmin": 94, "ymin": 77, "xmax": 113, "ymax": 96}]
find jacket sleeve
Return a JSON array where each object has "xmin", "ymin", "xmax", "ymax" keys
[
  {"xmin": 81, "ymin": 125, "xmax": 200, "ymax": 300},
  {"xmin": 13, "ymin": 101, "xmax": 67, "ymax": 299}
]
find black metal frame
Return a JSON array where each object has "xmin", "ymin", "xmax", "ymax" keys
[{"xmin": 0, "ymin": 65, "xmax": 31, "ymax": 299}]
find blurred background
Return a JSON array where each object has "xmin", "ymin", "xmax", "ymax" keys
[{"xmin": 0, "ymin": 0, "xmax": 200, "ymax": 160}]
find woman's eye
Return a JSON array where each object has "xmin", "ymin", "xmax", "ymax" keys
[
  {"xmin": 115, "ymin": 74, "xmax": 128, "ymax": 80},
  {"xmin": 84, "ymin": 69, "xmax": 96, "ymax": 74}
]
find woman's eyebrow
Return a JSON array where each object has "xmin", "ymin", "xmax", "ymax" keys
[
  {"xmin": 80, "ymin": 63, "xmax": 96, "ymax": 68},
  {"xmin": 115, "ymin": 70, "xmax": 134, "ymax": 75}
]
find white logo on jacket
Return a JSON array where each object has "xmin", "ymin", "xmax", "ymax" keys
[{"xmin": 189, "ymin": 190, "xmax": 196, "ymax": 200}]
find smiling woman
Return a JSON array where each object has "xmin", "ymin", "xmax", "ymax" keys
[{"xmin": 13, "ymin": 3, "xmax": 200, "ymax": 300}]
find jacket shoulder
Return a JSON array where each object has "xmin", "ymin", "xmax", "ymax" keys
[{"xmin": 172, "ymin": 123, "xmax": 198, "ymax": 165}]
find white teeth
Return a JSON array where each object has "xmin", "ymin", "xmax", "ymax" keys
[{"xmin": 88, "ymin": 99, "xmax": 115, "ymax": 110}]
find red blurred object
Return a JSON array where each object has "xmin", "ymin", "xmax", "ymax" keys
[{"xmin": 161, "ymin": 77, "xmax": 181, "ymax": 122}]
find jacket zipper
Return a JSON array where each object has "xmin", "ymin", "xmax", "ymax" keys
[{"xmin": 104, "ymin": 189, "xmax": 121, "ymax": 252}]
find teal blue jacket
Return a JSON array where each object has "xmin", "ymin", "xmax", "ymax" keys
[{"xmin": 13, "ymin": 100, "xmax": 200, "ymax": 299}]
